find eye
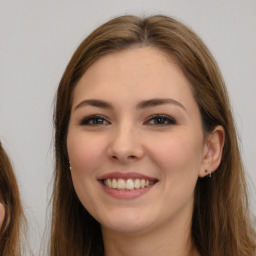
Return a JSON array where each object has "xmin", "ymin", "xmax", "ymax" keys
[
  {"xmin": 145, "ymin": 114, "xmax": 176, "ymax": 126},
  {"xmin": 80, "ymin": 115, "xmax": 110, "ymax": 126}
]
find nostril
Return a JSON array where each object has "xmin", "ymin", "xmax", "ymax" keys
[{"xmin": 110, "ymin": 154, "xmax": 137, "ymax": 161}]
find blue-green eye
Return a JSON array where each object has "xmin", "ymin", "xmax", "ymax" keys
[
  {"xmin": 80, "ymin": 115, "xmax": 110, "ymax": 125},
  {"xmin": 146, "ymin": 114, "xmax": 176, "ymax": 126}
]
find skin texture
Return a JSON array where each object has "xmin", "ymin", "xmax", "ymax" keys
[{"xmin": 67, "ymin": 47, "xmax": 224, "ymax": 256}]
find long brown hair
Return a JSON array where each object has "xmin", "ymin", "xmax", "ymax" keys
[
  {"xmin": 0, "ymin": 141, "xmax": 26, "ymax": 255},
  {"xmin": 51, "ymin": 15, "xmax": 256, "ymax": 256}
]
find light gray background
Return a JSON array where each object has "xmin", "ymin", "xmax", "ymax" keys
[{"xmin": 0, "ymin": 0, "xmax": 255, "ymax": 254}]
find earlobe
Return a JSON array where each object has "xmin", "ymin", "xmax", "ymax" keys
[{"xmin": 199, "ymin": 125, "xmax": 225, "ymax": 178}]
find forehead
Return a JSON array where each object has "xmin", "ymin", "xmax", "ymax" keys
[{"xmin": 72, "ymin": 47, "xmax": 197, "ymax": 111}]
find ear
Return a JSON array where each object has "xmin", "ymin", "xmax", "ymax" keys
[{"xmin": 198, "ymin": 125, "xmax": 225, "ymax": 178}]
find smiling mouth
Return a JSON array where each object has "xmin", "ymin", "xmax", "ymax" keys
[{"xmin": 102, "ymin": 178, "xmax": 158, "ymax": 191}]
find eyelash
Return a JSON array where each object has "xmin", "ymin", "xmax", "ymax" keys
[
  {"xmin": 79, "ymin": 114, "xmax": 176, "ymax": 126},
  {"xmin": 145, "ymin": 114, "xmax": 176, "ymax": 126},
  {"xmin": 79, "ymin": 115, "xmax": 110, "ymax": 126}
]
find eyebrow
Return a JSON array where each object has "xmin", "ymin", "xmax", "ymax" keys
[
  {"xmin": 74, "ymin": 99, "xmax": 112, "ymax": 110},
  {"xmin": 136, "ymin": 98, "xmax": 186, "ymax": 111},
  {"xmin": 74, "ymin": 98, "xmax": 186, "ymax": 112}
]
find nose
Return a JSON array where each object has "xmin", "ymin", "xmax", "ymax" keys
[{"xmin": 107, "ymin": 124, "xmax": 144, "ymax": 163}]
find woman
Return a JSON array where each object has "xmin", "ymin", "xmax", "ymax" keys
[
  {"xmin": 51, "ymin": 15, "xmax": 256, "ymax": 255},
  {"xmin": 0, "ymin": 141, "xmax": 26, "ymax": 255}
]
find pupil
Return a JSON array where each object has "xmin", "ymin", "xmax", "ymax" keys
[
  {"xmin": 94, "ymin": 118, "xmax": 103, "ymax": 124},
  {"xmin": 156, "ymin": 118, "xmax": 165, "ymax": 124}
]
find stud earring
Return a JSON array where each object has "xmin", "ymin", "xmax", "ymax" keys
[
  {"xmin": 205, "ymin": 169, "xmax": 211, "ymax": 178},
  {"xmin": 69, "ymin": 161, "xmax": 72, "ymax": 170}
]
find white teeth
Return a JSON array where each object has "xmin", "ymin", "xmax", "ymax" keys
[
  {"xmin": 106, "ymin": 178, "xmax": 112, "ymax": 187},
  {"xmin": 104, "ymin": 178, "xmax": 155, "ymax": 190},
  {"xmin": 117, "ymin": 179, "xmax": 126, "ymax": 190},
  {"xmin": 126, "ymin": 179, "xmax": 134, "ymax": 190},
  {"xmin": 140, "ymin": 179, "xmax": 145, "ymax": 188},
  {"xmin": 112, "ymin": 178, "xmax": 118, "ymax": 188},
  {"xmin": 134, "ymin": 179, "xmax": 140, "ymax": 189}
]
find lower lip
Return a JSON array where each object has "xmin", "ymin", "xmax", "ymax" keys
[{"xmin": 100, "ymin": 182, "xmax": 155, "ymax": 199}]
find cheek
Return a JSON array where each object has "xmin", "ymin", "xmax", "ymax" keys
[
  {"xmin": 148, "ymin": 131, "xmax": 204, "ymax": 178},
  {"xmin": 67, "ymin": 132, "xmax": 106, "ymax": 214},
  {"xmin": 67, "ymin": 132, "xmax": 106, "ymax": 175}
]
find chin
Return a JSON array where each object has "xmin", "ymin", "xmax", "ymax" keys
[
  {"xmin": 102, "ymin": 221, "xmax": 151, "ymax": 235},
  {"xmin": 98, "ymin": 209, "xmax": 156, "ymax": 235}
]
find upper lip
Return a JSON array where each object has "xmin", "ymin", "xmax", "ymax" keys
[{"xmin": 98, "ymin": 172, "xmax": 158, "ymax": 181}]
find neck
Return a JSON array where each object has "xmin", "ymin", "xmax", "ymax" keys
[{"xmin": 102, "ymin": 213, "xmax": 199, "ymax": 256}]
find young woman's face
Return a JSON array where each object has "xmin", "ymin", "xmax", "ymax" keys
[{"xmin": 67, "ymin": 47, "xmax": 209, "ymax": 235}]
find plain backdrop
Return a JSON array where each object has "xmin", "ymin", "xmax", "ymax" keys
[{"xmin": 0, "ymin": 0, "xmax": 255, "ymax": 254}]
